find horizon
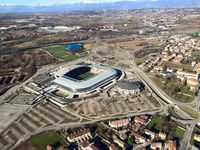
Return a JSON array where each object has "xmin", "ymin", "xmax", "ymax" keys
[
  {"xmin": 0, "ymin": 0, "xmax": 199, "ymax": 14},
  {"xmin": 0, "ymin": 0, "xmax": 142, "ymax": 6},
  {"xmin": 0, "ymin": 0, "xmax": 192, "ymax": 6}
]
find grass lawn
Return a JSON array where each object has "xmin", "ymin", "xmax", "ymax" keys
[
  {"xmin": 147, "ymin": 115, "xmax": 186, "ymax": 140},
  {"xmin": 64, "ymin": 103, "xmax": 75, "ymax": 110},
  {"xmin": 147, "ymin": 116, "xmax": 166, "ymax": 130},
  {"xmin": 150, "ymin": 76, "xmax": 164, "ymax": 86},
  {"xmin": 168, "ymin": 107, "xmax": 181, "ymax": 119},
  {"xmin": 118, "ymin": 63, "xmax": 130, "ymax": 69},
  {"xmin": 78, "ymin": 72, "xmax": 94, "ymax": 80},
  {"xmin": 175, "ymin": 126, "xmax": 185, "ymax": 140},
  {"xmin": 180, "ymin": 86, "xmax": 196, "ymax": 97},
  {"xmin": 30, "ymin": 131, "xmax": 66, "ymax": 149},
  {"xmin": 162, "ymin": 61, "xmax": 193, "ymax": 72},
  {"xmin": 45, "ymin": 45, "xmax": 78, "ymax": 61},
  {"xmin": 176, "ymin": 94, "xmax": 194, "ymax": 103},
  {"xmin": 193, "ymin": 51, "xmax": 200, "ymax": 62},
  {"xmin": 150, "ymin": 76, "xmax": 195, "ymax": 103},
  {"xmin": 178, "ymin": 105, "xmax": 199, "ymax": 119},
  {"xmin": 135, "ymin": 55, "xmax": 149, "ymax": 65}
]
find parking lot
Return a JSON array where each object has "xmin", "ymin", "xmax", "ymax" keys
[
  {"xmin": 76, "ymin": 94, "xmax": 161, "ymax": 118},
  {"xmin": 0, "ymin": 104, "xmax": 29, "ymax": 133},
  {"xmin": 0, "ymin": 102, "xmax": 78, "ymax": 150},
  {"xmin": 9, "ymin": 94, "xmax": 37, "ymax": 105}
]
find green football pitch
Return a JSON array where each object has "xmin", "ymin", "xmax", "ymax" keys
[{"xmin": 45, "ymin": 45, "xmax": 78, "ymax": 61}]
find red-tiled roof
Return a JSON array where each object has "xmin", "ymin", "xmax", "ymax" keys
[
  {"xmin": 68, "ymin": 128, "xmax": 90, "ymax": 140},
  {"xmin": 168, "ymin": 140, "xmax": 177, "ymax": 150},
  {"xmin": 134, "ymin": 122, "xmax": 142, "ymax": 129},
  {"xmin": 134, "ymin": 116, "xmax": 146, "ymax": 124}
]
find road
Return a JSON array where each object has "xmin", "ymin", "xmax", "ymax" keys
[
  {"xmin": 10, "ymin": 108, "xmax": 161, "ymax": 150},
  {"xmin": 2, "ymin": 38, "xmax": 200, "ymax": 150},
  {"xmin": 126, "ymin": 50, "xmax": 200, "ymax": 150},
  {"xmin": 128, "ymin": 51, "xmax": 194, "ymax": 120},
  {"xmin": 180, "ymin": 123, "xmax": 196, "ymax": 150}
]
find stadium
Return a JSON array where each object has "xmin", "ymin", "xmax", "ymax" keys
[{"xmin": 50, "ymin": 64, "xmax": 123, "ymax": 97}]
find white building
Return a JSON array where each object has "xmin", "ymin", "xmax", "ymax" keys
[{"xmin": 67, "ymin": 129, "xmax": 92, "ymax": 143}]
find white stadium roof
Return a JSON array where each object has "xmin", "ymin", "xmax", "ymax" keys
[{"xmin": 52, "ymin": 64, "xmax": 118, "ymax": 93}]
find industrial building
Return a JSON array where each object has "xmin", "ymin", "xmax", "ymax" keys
[{"xmin": 117, "ymin": 80, "xmax": 142, "ymax": 95}]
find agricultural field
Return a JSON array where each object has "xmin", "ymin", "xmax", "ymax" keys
[{"xmin": 45, "ymin": 45, "xmax": 79, "ymax": 61}]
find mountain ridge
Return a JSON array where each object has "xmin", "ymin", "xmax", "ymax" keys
[{"xmin": 0, "ymin": 0, "xmax": 199, "ymax": 13}]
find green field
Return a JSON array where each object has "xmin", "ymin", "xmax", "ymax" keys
[
  {"xmin": 30, "ymin": 131, "xmax": 65, "ymax": 149},
  {"xmin": 78, "ymin": 72, "xmax": 94, "ymax": 80},
  {"xmin": 147, "ymin": 115, "xmax": 186, "ymax": 140},
  {"xmin": 150, "ymin": 76, "xmax": 195, "ymax": 103},
  {"xmin": 45, "ymin": 45, "xmax": 78, "ymax": 61},
  {"xmin": 175, "ymin": 126, "xmax": 185, "ymax": 140},
  {"xmin": 147, "ymin": 116, "xmax": 165, "ymax": 130},
  {"xmin": 178, "ymin": 105, "xmax": 199, "ymax": 119},
  {"xmin": 168, "ymin": 107, "xmax": 181, "ymax": 119},
  {"xmin": 16, "ymin": 131, "xmax": 66, "ymax": 150},
  {"xmin": 162, "ymin": 61, "xmax": 193, "ymax": 72}
]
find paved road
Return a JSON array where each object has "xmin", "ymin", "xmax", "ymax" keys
[
  {"xmin": 180, "ymin": 123, "xmax": 195, "ymax": 150},
  {"xmin": 126, "ymin": 50, "xmax": 200, "ymax": 150},
  {"xmin": 128, "ymin": 57, "xmax": 193, "ymax": 120}
]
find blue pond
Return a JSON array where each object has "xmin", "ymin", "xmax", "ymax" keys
[{"xmin": 65, "ymin": 44, "xmax": 82, "ymax": 52}]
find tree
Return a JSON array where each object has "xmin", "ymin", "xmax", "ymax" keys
[{"xmin": 127, "ymin": 137, "xmax": 134, "ymax": 145}]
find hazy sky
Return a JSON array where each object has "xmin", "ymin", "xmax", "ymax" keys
[{"xmin": 0, "ymin": 0, "xmax": 151, "ymax": 5}]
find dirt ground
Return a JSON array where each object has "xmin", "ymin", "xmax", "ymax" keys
[
  {"xmin": 87, "ymin": 101, "xmax": 102, "ymax": 116},
  {"xmin": 0, "ymin": 49, "xmax": 58, "ymax": 95},
  {"xmin": 113, "ymin": 40, "xmax": 145, "ymax": 51}
]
